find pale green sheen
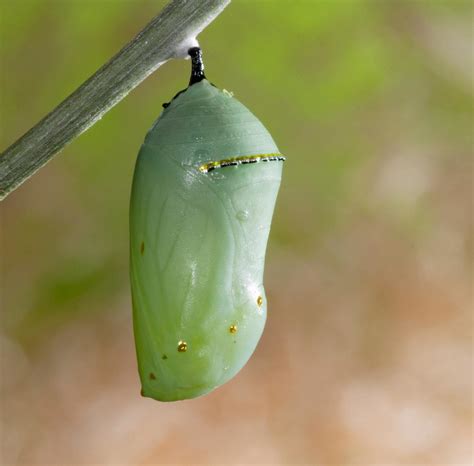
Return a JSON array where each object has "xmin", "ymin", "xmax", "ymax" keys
[{"xmin": 130, "ymin": 80, "xmax": 283, "ymax": 401}]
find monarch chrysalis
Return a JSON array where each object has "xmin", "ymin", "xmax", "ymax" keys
[{"xmin": 130, "ymin": 48, "xmax": 285, "ymax": 401}]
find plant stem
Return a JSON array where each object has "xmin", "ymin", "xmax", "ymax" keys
[{"xmin": 0, "ymin": 0, "xmax": 230, "ymax": 201}]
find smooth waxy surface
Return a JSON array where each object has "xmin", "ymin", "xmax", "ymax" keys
[{"xmin": 130, "ymin": 80, "xmax": 283, "ymax": 401}]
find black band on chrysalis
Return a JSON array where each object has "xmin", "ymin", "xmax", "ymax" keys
[{"xmin": 188, "ymin": 47, "xmax": 206, "ymax": 85}]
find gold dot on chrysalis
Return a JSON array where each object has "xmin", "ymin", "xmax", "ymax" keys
[
  {"xmin": 149, "ymin": 372, "xmax": 156, "ymax": 380},
  {"xmin": 229, "ymin": 324, "xmax": 238, "ymax": 334},
  {"xmin": 140, "ymin": 242, "xmax": 145, "ymax": 255},
  {"xmin": 177, "ymin": 340, "xmax": 187, "ymax": 352},
  {"xmin": 257, "ymin": 296, "xmax": 263, "ymax": 307}
]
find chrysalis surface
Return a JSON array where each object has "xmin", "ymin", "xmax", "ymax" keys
[{"xmin": 130, "ymin": 56, "xmax": 284, "ymax": 401}]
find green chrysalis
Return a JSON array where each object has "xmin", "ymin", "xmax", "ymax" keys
[{"xmin": 130, "ymin": 48, "xmax": 285, "ymax": 401}]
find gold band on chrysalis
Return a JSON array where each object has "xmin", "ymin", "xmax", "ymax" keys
[{"xmin": 199, "ymin": 153, "xmax": 286, "ymax": 173}]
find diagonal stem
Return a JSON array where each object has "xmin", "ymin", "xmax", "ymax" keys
[{"xmin": 0, "ymin": 0, "xmax": 230, "ymax": 201}]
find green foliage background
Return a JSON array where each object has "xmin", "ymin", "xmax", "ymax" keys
[{"xmin": 1, "ymin": 1, "xmax": 472, "ymax": 464}]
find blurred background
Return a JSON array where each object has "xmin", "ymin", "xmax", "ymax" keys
[{"xmin": 0, "ymin": 0, "xmax": 472, "ymax": 464}]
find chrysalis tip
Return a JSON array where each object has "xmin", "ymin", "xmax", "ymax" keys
[{"xmin": 188, "ymin": 47, "xmax": 206, "ymax": 86}]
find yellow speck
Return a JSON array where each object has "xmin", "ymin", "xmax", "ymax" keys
[
  {"xmin": 177, "ymin": 340, "xmax": 187, "ymax": 352},
  {"xmin": 257, "ymin": 296, "xmax": 263, "ymax": 307},
  {"xmin": 229, "ymin": 324, "xmax": 238, "ymax": 334}
]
